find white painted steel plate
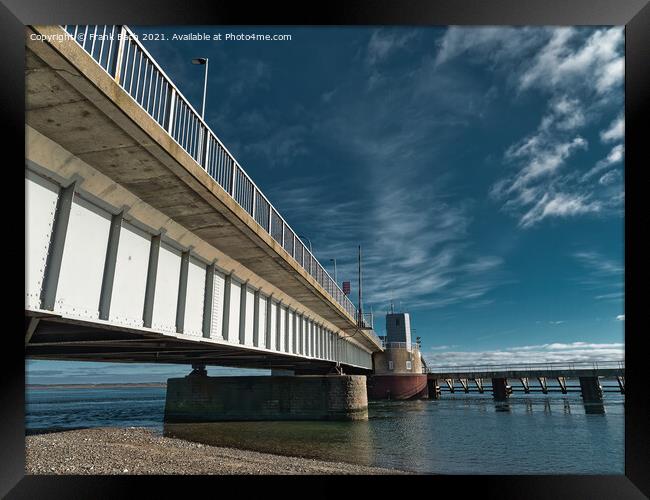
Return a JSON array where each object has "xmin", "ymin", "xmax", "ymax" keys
[
  {"xmin": 210, "ymin": 271, "xmax": 225, "ymax": 339},
  {"xmin": 151, "ymin": 242, "xmax": 181, "ymax": 333},
  {"xmin": 55, "ymin": 193, "xmax": 111, "ymax": 320},
  {"xmin": 110, "ymin": 221, "xmax": 151, "ymax": 327},
  {"xmin": 287, "ymin": 310, "xmax": 294, "ymax": 352},
  {"xmin": 244, "ymin": 288, "xmax": 254, "ymax": 345},
  {"xmin": 278, "ymin": 306, "xmax": 286, "ymax": 351},
  {"xmin": 183, "ymin": 257, "xmax": 206, "ymax": 336},
  {"xmin": 306, "ymin": 320, "xmax": 312, "ymax": 356},
  {"xmin": 228, "ymin": 280, "xmax": 241, "ymax": 342},
  {"xmin": 25, "ymin": 172, "xmax": 59, "ymax": 310},
  {"xmin": 269, "ymin": 301, "xmax": 277, "ymax": 350},
  {"xmin": 258, "ymin": 295, "xmax": 267, "ymax": 347}
]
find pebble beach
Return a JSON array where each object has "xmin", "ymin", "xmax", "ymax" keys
[{"xmin": 25, "ymin": 427, "xmax": 409, "ymax": 475}]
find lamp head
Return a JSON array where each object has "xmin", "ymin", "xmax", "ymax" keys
[{"xmin": 192, "ymin": 58, "xmax": 208, "ymax": 65}]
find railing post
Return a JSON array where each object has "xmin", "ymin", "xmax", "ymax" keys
[
  {"xmin": 267, "ymin": 207, "xmax": 272, "ymax": 233},
  {"xmin": 113, "ymin": 26, "xmax": 127, "ymax": 83},
  {"xmin": 230, "ymin": 160, "xmax": 237, "ymax": 196},
  {"xmin": 251, "ymin": 187, "xmax": 257, "ymax": 220},
  {"xmin": 167, "ymin": 89, "xmax": 176, "ymax": 135},
  {"xmin": 203, "ymin": 132, "xmax": 210, "ymax": 170}
]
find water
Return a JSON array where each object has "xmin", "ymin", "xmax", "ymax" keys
[{"xmin": 26, "ymin": 384, "xmax": 624, "ymax": 474}]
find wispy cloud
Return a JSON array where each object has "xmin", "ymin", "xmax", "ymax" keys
[
  {"xmin": 436, "ymin": 27, "xmax": 624, "ymax": 229},
  {"xmin": 573, "ymin": 251, "xmax": 623, "ymax": 275},
  {"xmin": 267, "ymin": 174, "xmax": 508, "ymax": 315},
  {"xmin": 571, "ymin": 250, "xmax": 624, "ymax": 302},
  {"xmin": 581, "ymin": 144, "xmax": 624, "ymax": 182},
  {"xmin": 424, "ymin": 341, "xmax": 624, "ymax": 366},
  {"xmin": 489, "ymin": 100, "xmax": 602, "ymax": 228},
  {"xmin": 600, "ymin": 115, "xmax": 625, "ymax": 143},
  {"xmin": 366, "ymin": 29, "xmax": 418, "ymax": 66},
  {"xmin": 616, "ymin": 315, "xmax": 625, "ymax": 321},
  {"xmin": 519, "ymin": 27, "xmax": 624, "ymax": 95},
  {"xmin": 518, "ymin": 193, "xmax": 602, "ymax": 228},
  {"xmin": 435, "ymin": 26, "xmax": 548, "ymax": 68}
]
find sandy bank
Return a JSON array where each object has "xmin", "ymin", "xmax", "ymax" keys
[{"xmin": 25, "ymin": 427, "xmax": 409, "ymax": 475}]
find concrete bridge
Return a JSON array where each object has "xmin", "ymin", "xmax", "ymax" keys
[
  {"xmin": 426, "ymin": 361, "xmax": 625, "ymax": 403},
  {"xmin": 25, "ymin": 24, "xmax": 382, "ymax": 421}
]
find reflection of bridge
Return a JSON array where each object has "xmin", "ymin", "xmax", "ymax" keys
[
  {"xmin": 426, "ymin": 361, "xmax": 625, "ymax": 402},
  {"xmin": 25, "ymin": 24, "xmax": 382, "ymax": 421}
]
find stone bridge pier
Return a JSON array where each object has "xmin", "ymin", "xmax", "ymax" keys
[{"xmin": 164, "ymin": 369, "xmax": 369, "ymax": 422}]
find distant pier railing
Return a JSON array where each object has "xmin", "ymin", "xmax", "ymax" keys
[
  {"xmin": 425, "ymin": 360, "xmax": 625, "ymax": 401},
  {"xmin": 426, "ymin": 360, "xmax": 624, "ymax": 378},
  {"xmin": 59, "ymin": 24, "xmax": 374, "ymax": 336}
]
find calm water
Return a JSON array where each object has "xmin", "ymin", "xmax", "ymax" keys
[{"xmin": 26, "ymin": 384, "xmax": 624, "ymax": 474}]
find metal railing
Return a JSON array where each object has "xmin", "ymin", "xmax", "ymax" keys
[
  {"xmin": 426, "ymin": 360, "xmax": 625, "ymax": 375},
  {"xmin": 60, "ymin": 24, "xmax": 374, "ymax": 334},
  {"xmin": 381, "ymin": 341, "xmax": 420, "ymax": 351}
]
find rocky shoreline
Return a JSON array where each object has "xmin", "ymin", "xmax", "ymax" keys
[{"xmin": 25, "ymin": 427, "xmax": 409, "ymax": 475}]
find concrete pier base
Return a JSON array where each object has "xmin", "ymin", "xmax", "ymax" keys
[
  {"xmin": 427, "ymin": 377, "xmax": 441, "ymax": 399},
  {"xmin": 491, "ymin": 377, "xmax": 509, "ymax": 401},
  {"xmin": 164, "ymin": 374, "xmax": 368, "ymax": 422},
  {"xmin": 579, "ymin": 376, "xmax": 603, "ymax": 403}
]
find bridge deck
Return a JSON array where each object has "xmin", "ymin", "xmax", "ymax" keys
[{"xmin": 25, "ymin": 25, "xmax": 381, "ymax": 353}]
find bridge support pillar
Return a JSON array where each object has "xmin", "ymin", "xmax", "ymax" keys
[
  {"xmin": 579, "ymin": 376, "xmax": 603, "ymax": 403},
  {"xmin": 491, "ymin": 377, "xmax": 509, "ymax": 401},
  {"xmin": 164, "ymin": 374, "xmax": 368, "ymax": 422},
  {"xmin": 427, "ymin": 378, "xmax": 440, "ymax": 399}
]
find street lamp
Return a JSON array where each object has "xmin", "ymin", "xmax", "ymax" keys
[
  {"xmin": 329, "ymin": 258, "xmax": 337, "ymax": 283},
  {"xmin": 298, "ymin": 235, "xmax": 313, "ymax": 254},
  {"xmin": 191, "ymin": 57, "xmax": 209, "ymax": 119}
]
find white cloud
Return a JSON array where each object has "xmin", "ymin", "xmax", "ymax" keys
[
  {"xmin": 598, "ymin": 170, "xmax": 621, "ymax": 186},
  {"xmin": 519, "ymin": 27, "xmax": 624, "ymax": 95},
  {"xmin": 436, "ymin": 26, "xmax": 623, "ymax": 99},
  {"xmin": 367, "ymin": 29, "xmax": 418, "ymax": 66},
  {"xmin": 505, "ymin": 135, "xmax": 588, "ymax": 189},
  {"xmin": 595, "ymin": 292, "xmax": 624, "ymax": 300},
  {"xmin": 519, "ymin": 192, "xmax": 602, "ymax": 228},
  {"xmin": 489, "ymin": 89, "xmax": 619, "ymax": 228},
  {"xmin": 424, "ymin": 341, "xmax": 624, "ymax": 367},
  {"xmin": 600, "ymin": 115, "xmax": 624, "ymax": 143},
  {"xmin": 573, "ymin": 251, "xmax": 623, "ymax": 275},
  {"xmin": 581, "ymin": 144, "xmax": 624, "ymax": 181},
  {"xmin": 616, "ymin": 315, "xmax": 625, "ymax": 321},
  {"xmin": 435, "ymin": 26, "xmax": 547, "ymax": 67}
]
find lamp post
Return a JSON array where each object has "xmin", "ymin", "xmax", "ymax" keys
[
  {"xmin": 191, "ymin": 57, "xmax": 209, "ymax": 119},
  {"xmin": 298, "ymin": 235, "xmax": 313, "ymax": 254}
]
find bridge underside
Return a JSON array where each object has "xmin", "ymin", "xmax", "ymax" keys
[{"xmin": 25, "ymin": 315, "xmax": 366, "ymax": 374}]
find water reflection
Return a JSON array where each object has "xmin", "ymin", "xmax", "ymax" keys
[
  {"xmin": 164, "ymin": 420, "xmax": 376, "ymax": 465},
  {"xmin": 583, "ymin": 402, "xmax": 606, "ymax": 415},
  {"xmin": 494, "ymin": 402, "xmax": 511, "ymax": 413}
]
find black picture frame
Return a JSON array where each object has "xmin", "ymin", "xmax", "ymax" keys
[{"xmin": 3, "ymin": 0, "xmax": 647, "ymax": 497}]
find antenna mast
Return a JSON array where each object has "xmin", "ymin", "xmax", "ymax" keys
[{"xmin": 358, "ymin": 245, "xmax": 363, "ymax": 326}]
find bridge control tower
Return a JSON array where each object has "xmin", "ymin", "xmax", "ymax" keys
[
  {"xmin": 385, "ymin": 311, "xmax": 412, "ymax": 349},
  {"xmin": 367, "ymin": 306, "xmax": 428, "ymax": 400}
]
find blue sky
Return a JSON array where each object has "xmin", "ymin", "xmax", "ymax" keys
[{"xmin": 27, "ymin": 26, "xmax": 625, "ymax": 383}]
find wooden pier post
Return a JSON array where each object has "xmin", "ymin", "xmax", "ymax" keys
[
  {"xmin": 579, "ymin": 376, "xmax": 603, "ymax": 403},
  {"xmin": 491, "ymin": 377, "xmax": 509, "ymax": 401}
]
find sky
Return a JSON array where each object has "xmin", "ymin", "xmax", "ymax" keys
[{"xmin": 27, "ymin": 26, "xmax": 625, "ymax": 383}]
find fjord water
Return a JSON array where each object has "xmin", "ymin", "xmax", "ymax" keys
[{"xmin": 26, "ymin": 383, "xmax": 623, "ymax": 474}]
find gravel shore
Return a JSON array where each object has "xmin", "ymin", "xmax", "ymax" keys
[{"xmin": 26, "ymin": 427, "xmax": 409, "ymax": 475}]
